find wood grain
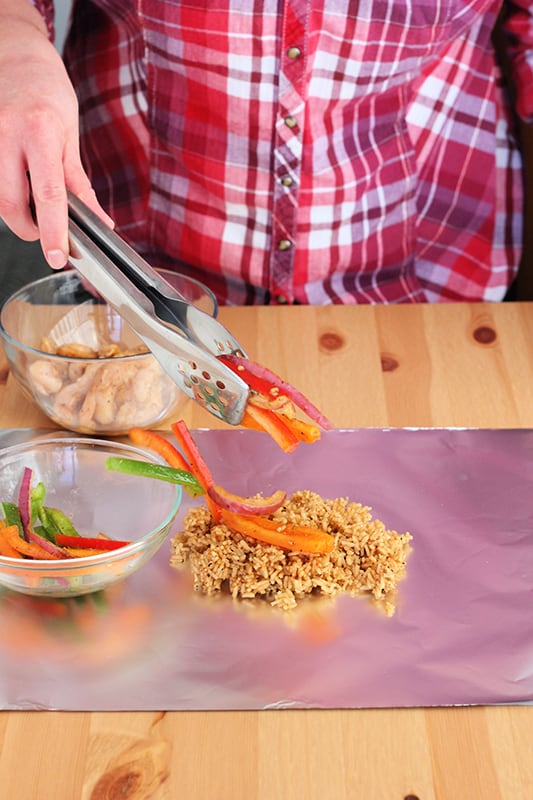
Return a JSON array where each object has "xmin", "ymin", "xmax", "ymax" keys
[{"xmin": 0, "ymin": 302, "xmax": 532, "ymax": 800}]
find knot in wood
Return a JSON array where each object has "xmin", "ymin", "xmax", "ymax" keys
[
  {"xmin": 380, "ymin": 353, "xmax": 399, "ymax": 372},
  {"xmin": 319, "ymin": 331, "xmax": 345, "ymax": 352},
  {"xmin": 91, "ymin": 765, "xmax": 142, "ymax": 799},
  {"xmin": 90, "ymin": 738, "xmax": 171, "ymax": 800},
  {"xmin": 473, "ymin": 325, "xmax": 497, "ymax": 345}
]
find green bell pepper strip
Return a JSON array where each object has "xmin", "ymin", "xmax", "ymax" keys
[
  {"xmin": 31, "ymin": 481, "xmax": 46, "ymax": 522},
  {"xmin": 36, "ymin": 506, "xmax": 59, "ymax": 541},
  {"xmin": 31, "ymin": 484, "xmax": 58, "ymax": 541},
  {"xmin": 105, "ymin": 456, "xmax": 205, "ymax": 497},
  {"xmin": 44, "ymin": 508, "xmax": 80, "ymax": 538},
  {"xmin": 28, "ymin": 482, "xmax": 81, "ymax": 542},
  {"xmin": 1, "ymin": 501, "xmax": 24, "ymax": 538}
]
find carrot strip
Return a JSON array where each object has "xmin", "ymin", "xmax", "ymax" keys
[
  {"xmin": 223, "ymin": 513, "xmax": 331, "ymax": 537},
  {"xmin": 219, "ymin": 509, "xmax": 334, "ymax": 554},
  {"xmin": 4, "ymin": 524, "xmax": 60, "ymax": 560},
  {"xmin": 128, "ymin": 427, "xmax": 190, "ymax": 471},
  {"xmin": 0, "ymin": 529, "xmax": 24, "ymax": 558},
  {"xmin": 278, "ymin": 415, "xmax": 321, "ymax": 445},
  {"xmin": 237, "ymin": 411, "xmax": 263, "ymax": 433},
  {"xmin": 242, "ymin": 404, "xmax": 299, "ymax": 454}
]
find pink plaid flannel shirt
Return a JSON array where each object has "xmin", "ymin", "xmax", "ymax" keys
[{"xmin": 34, "ymin": 1, "xmax": 533, "ymax": 304}]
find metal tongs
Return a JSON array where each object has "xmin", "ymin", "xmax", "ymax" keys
[{"xmin": 67, "ymin": 191, "xmax": 249, "ymax": 425}]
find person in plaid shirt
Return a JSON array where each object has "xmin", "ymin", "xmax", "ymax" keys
[{"xmin": 0, "ymin": 1, "xmax": 532, "ymax": 304}]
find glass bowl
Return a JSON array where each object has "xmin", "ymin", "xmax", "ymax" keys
[
  {"xmin": 0, "ymin": 437, "xmax": 182, "ymax": 597},
  {"xmin": 0, "ymin": 269, "xmax": 217, "ymax": 435}
]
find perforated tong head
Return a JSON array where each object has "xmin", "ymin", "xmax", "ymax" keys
[{"xmin": 67, "ymin": 191, "xmax": 249, "ymax": 425}]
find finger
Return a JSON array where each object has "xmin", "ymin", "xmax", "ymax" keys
[
  {"xmin": 25, "ymin": 133, "xmax": 70, "ymax": 269},
  {"xmin": 63, "ymin": 141, "xmax": 115, "ymax": 229},
  {"xmin": 0, "ymin": 152, "xmax": 39, "ymax": 241},
  {"xmin": 70, "ymin": 184, "xmax": 116, "ymax": 230}
]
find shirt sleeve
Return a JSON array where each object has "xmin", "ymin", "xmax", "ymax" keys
[
  {"xmin": 29, "ymin": 0, "xmax": 55, "ymax": 40},
  {"xmin": 502, "ymin": 0, "xmax": 533, "ymax": 121}
]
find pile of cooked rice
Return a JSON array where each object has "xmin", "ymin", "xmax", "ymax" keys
[{"xmin": 170, "ymin": 490, "xmax": 412, "ymax": 614}]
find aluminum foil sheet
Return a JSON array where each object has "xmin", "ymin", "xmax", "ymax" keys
[{"xmin": 0, "ymin": 428, "xmax": 531, "ymax": 710}]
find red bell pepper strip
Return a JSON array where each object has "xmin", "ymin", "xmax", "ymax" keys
[
  {"xmin": 170, "ymin": 421, "xmax": 223, "ymax": 520},
  {"xmin": 242, "ymin": 404, "xmax": 299, "ymax": 454},
  {"xmin": 55, "ymin": 534, "xmax": 132, "ymax": 551},
  {"xmin": 218, "ymin": 354, "xmax": 333, "ymax": 430},
  {"xmin": 61, "ymin": 547, "xmax": 110, "ymax": 558},
  {"xmin": 128, "ymin": 427, "xmax": 190, "ymax": 471},
  {"xmin": 218, "ymin": 355, "xmax": 284, "ymax": 399},
  {"xmin": 170, "ymin": 421, "xmax": 214, "ymax": 491}
]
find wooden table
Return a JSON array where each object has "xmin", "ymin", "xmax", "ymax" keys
[{"xmin": 1, "ymin": 302, "xmax": 532, "ymax": 799}]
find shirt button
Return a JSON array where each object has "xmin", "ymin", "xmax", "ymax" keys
[
  {"xmin": 284, "ymin": 115, "xmax": 297, "ymax": 129},
  {"xmin": 280, "ymin": 175, "xmax": 294, "ymax": 187},
  {"xmin": 277, "ymin": 239, "xmax": 292, "ymax": 251},
  {"xmin": 286, "ymin": 46, "xmax": 301, "ymax": 60}
]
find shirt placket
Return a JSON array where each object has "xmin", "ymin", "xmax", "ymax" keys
[{"xmin": 269, "ymin": 0, "xmax": 309, "ymax": 304}]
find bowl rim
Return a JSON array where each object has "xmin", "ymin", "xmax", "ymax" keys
[
  {"xmin": 0, "ymin": 268, "xmax": 218, "ymax": 363},
  {"xmin": 0, "ymin": 436, "xmax": 183, "ymax": 570}
]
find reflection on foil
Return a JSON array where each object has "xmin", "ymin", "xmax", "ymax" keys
[
  {"xmin": 0, "ymin": 589, "xmax": 152, "ymax": 669},
  {"xmin": 0, "ymin": 427, "xmax": 532, "ymax": 710}
]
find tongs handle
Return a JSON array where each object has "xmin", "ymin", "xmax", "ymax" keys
[
  {"xmin": 66, "ymin": 192, "xmax": 249, "ymax": 425},
  {"xmin": 68, "ymin": 195, "xmax": 187, "ymax": 333}
]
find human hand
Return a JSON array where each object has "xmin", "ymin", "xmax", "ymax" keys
[{"xmin": 0, "ymin": 15, "xmax": 113, "ymax": 270}]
